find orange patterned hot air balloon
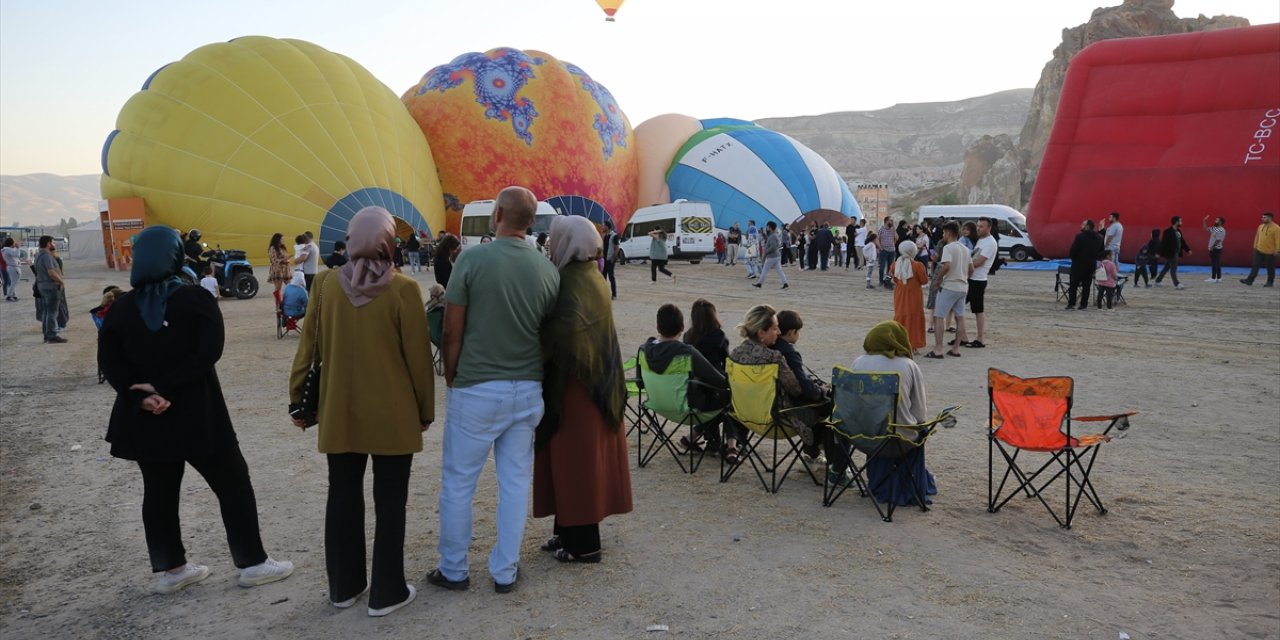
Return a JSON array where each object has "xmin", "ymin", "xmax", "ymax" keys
[{"xmin": 596, "ymin": 0, "xmax": 625, "ymax": 21}]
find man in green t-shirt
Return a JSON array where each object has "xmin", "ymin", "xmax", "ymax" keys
[{"xmin": 430, "ymin": 186, "xmax": 560, "ymax": 594}]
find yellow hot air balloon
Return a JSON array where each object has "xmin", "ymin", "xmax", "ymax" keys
[
  {"xmin": 100, "ymin": 36, "xmax": 444, "ymax": 264},
  {"xmin": 595, "ymin": 0, "xmax": 625, "ymax": 21}
]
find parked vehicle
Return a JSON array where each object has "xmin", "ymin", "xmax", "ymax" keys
[
  {"xmin": 918, "ymin": 204, "xmax": 1040, "ymax": 261},
  {"xmin": 616, "ymin": 200, "xmax": 715, "ymax": 265},
  {"xmin": 459, "ymin": 199, "xmax": 559, "ymax": 249},
  {"xmin": 201, "ymin": 247, "xmax": 259, "ymax": 299}
]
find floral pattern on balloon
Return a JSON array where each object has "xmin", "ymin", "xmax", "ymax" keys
[
  {"xmin": 403, "ymin": 48, "xmax": 639, "ymax": 234},
  {"xmin": 566, "ymin": 63, "xmax": 628, "ymax": 160},
  {"xmin": 416, "ymin": 48, "xmax": 545, "ymax": 145}
]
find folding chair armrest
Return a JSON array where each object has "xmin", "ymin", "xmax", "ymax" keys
[
  {"xmin": 687, "ymin": 378, "xmax": 727, "ymax": 394},
  {"xmin": 777, "ymin": 399, "xmax": 829, "ymax": 417},
  {"xmin": 1071, "ymin": 411, "xmax": 1136, "ymax": 437}
]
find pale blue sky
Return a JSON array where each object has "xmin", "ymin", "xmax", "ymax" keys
[{"xmin": 1, "ymin": 0, "xmax": 1275, "ymax": 175}]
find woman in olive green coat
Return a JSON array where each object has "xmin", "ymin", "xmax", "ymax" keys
[{"xmin": 290, "ymin": 207, "xmax": 434, "ymax": 617}]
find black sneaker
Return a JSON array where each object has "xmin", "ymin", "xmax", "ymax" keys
[
  {"xmin": 425, "ymin": 568, "xmax": 469, "ymax": 591},
  {"xmin": 494, "ymin": 571, "xmax": 518, "ymax": 594},
  {"xmin": 44, "ymin": 336, "xmax": 68, "ymax": 344}
]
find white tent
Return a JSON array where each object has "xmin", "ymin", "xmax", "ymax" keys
[{"xmin": 67, "ymin": 220, "xmax": 105, "ymax": 264}]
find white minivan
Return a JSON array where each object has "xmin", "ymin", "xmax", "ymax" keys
[
  {"xmin": 459, "ymin": 200, "xmax": 559, "ymax": 249},
  {"xmin": 917, "ymin": 204, "xmax": 1040, "ymax": 261},
  {"xmin": 616, "ymin": 200, "xmax": 715, "ymax": 264}
]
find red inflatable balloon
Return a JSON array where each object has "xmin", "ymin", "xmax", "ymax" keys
[{"xmin": 1028, "ymin": 24, "xmax": 1280, "ymax": 266}]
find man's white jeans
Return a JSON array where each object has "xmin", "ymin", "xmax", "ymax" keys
[{"xmin": 437, "ymin": 380, "xmax": 543, "ymax": 585}]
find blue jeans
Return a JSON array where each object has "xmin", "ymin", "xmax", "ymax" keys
[
  {"xmin": 408, "ymin": 251, "xmax": 421, "ymax": 272},
  {"xmin": 437, "ymin": 380, "xmax": 543, "ymax": 585}
]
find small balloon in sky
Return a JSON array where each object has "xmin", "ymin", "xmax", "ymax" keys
[{"xmin": 595, "ymin": 0, "xmax": 625, "ymax": 21}]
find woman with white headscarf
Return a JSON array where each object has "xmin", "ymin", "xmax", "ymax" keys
[
  {"xmin": 891, "ymin": 240, "xmax": 928, "ymax": 352},
  {"xmin": 289, "ymin": 206, "xmax": 434, "ymax": 617},
  {"xmin": 281, "ymin": 270, "xmax": 309, "ymax": 318},
  {"xmin": 532, "ymin": 215, "xmax": 632, "ymax": 564}
]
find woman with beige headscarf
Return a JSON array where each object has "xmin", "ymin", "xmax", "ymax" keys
[
  {"xmin": 289, "ymin": 206, "xmax": 434, "ymax": 617},
  {"xmin": 892, "ymin": 240, "xmax": 928, "ymax": 352},
  {"xmin": 532, "ymin": 215, "xmax": 632, "ymax": 564}
]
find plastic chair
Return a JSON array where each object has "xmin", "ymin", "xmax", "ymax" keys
[
  {"xmin": 636, "ymin": 350, "xmax": 725, "ymax": 473},
  {"xmin": 427, "ymin": 306, "xmax": 444, "ymax": 375},
  {"xmin": 987, "ymin": 368, "xmax": 1135, "ymax": 529},
  {"xmin": 824, "ymin": 367, "xmax": 959, "ymax": 521},
  {"xmin": 720, "ymin": 360, "xmax": 826, "ymax": 493}
]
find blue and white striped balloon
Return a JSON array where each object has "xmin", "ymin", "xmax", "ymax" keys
[{"xmin": 665, "ymin": 121, "xmax": 860, "ymax": 230}]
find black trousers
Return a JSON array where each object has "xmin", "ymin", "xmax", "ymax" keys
[
  {"xmin": 806, "ymin": 245, "xmax": 818, "ymax": 269},
  {"xmin": 818, "ymin": 247, "xmax": 830, "ymax": 270},
  {"xmin": 650, "ymin": 259, "xmax": 672, "ymax": 281},
  {"xmin": 1066, "ymin": 268, "xmax": 1092, "ymax": 308},
  {"xmin": 554, "ymin": 519, "xmax": 601, "ymax": 557},
  {"xmin": 602, "ymin": 258, "xmax": 617, "ymax": 297},
  {"xmin": 326, "ymin": 453, "xmax": 413, "ymax": 608},
  {"xmin": 304, "ymin": 273, "xmax": 315, "ymax": 292},
  {"xmin": 136, "ymin": 443, "xmax": 268, "ymax": 573},
  {"xmin": 1132, "ymin": 261, "xmax": 1150, "ymax": 286},
  {"xmin": 1209, "ymin": 248, "xmax": 1223, "ymax": 280}
]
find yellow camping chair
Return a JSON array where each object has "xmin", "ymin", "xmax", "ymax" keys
[{"xmin": 720, "ymin": 360, "xmax": 826, "ymax": 493}]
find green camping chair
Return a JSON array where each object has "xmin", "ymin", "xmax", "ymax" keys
[
  {"xmin": 824, "ymin": 366, "xmax": 959, "ymax": 521},
  {"xmin": 720, "ymin": 360, "xmax": 826, "ymax": 493},
  {"xmin": 623, "ymin": 354, "xmax": 646, "ymax": 438},
  {"xmin": 636, "ymin": 350, "xmax": 725, "ymax": 473},
  {"xmin": 426, "ymin": 306, "xmax": 444, "ymax": 376}
]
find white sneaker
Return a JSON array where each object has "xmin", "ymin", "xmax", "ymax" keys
[
  {"xmin": 238, "ymin": 557, "xmax": 294, "ymax": 587},
  {"xmin": 368, "ymin": 584, "xmax": 416, "ymax": 617},
  {"xmin": 155, "ymin": 563, "xmax": 210, "ymax": 594},
  {"xmin": 333, "ymin": 585, "xmax": 370, "ymax": 609},
  {"xmin": 1204, "ymin": 278, "xmax": 1216, "ymax": 282},
  {"xmin": 1175, "ymin": 284, "xmax": 1186, "ymax": 290}
]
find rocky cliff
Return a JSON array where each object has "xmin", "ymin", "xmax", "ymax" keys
[
  {"xmin": 960, "ymin": 0, "xmax": 1251, "ymax": 207},
  {"xmin": 757, "ymin": 89, "xmax": 1032, "ymax": 194}
]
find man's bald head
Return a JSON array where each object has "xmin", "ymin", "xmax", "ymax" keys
[{"xmin": 494, "ymin": 186, "xmax": 537, "ymax": 234}]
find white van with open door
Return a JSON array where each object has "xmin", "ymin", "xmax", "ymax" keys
[
  {"xmin": 616, "ymin": 200, "xmax": 715, "ymax": 264},
  {"xmin": 459, "ymin": 200, "xmax": 559, "ymax": 249},
  {"xmin": 918, "ymin": 204, "xmax": 1040, "ymax": 261}
]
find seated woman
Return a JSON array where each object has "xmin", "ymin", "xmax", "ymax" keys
[
  {"xmin": 683, "ymin": 299, "xmax": 730, "ymax": 452},
  {"xmin": 638, "ymin": 303, "xmax": 728, "ymax": 453},
  {"xmin": 281, "ymin": 271, "xmax": 309, "ymax": 318},
  {"xmin": 772, "ymin": 310, "xmax": 832, "ymax": 466},
  {"xmin": 836, "ymin": 320, "xmax": 935, "ymax": 506},
  {"xmin": 726, "ymin": 304, "xmax": 803, "ymax": 465}
]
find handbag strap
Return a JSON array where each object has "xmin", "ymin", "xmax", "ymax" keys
[{"xmin": 310, "ymin": 273, "xmax": 323, "ymax": 365}]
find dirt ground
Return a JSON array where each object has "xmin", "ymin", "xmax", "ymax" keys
[{"xmin": 1, "ymin": 257, "xmax": 1278, "ymax": 640}]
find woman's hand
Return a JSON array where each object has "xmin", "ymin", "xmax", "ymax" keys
[{"xmin": 140, "ymin": 394, "xmax": 170, "ymax": 415}]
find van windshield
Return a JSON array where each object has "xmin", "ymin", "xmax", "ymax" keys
[{"xmin": 1009, "ymin": 216, "xmax": 1028, "ymax": 234}]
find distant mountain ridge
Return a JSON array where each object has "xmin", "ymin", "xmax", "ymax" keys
[
  {"xmin": 757, "ymin": 89, "xmax": 1033, "ymax": 193},
  {"xmin": 0, "ymin": 173, "xmax": 100, "ymax": 228}
]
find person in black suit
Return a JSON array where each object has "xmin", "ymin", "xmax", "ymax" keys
[
  {"xmin": 1066, "ymin": 219, "xmax": 1104, "ymax": 310},
  {"xmin": 99, "ymin": 225, "xmax": 293, "ymax": 595},
  {"xmin": 1154, "ymin": 216, "xmax": 1192, "ymax": 289}
]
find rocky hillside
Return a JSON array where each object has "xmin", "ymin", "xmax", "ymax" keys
[
  {"xmin": 0, "ymin": 173, "xmax": 100, "ymax": 228},
  {"xmin": 960, "ymin": 0, "xmax": 1251, "ymax": 207},
  {"xmin": 757, "ymin": 89, "xmax": 1032, "ymax": 194}
]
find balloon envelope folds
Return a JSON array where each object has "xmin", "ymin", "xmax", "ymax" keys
[{"xmin": 101, "ymin": 36, "xmax": 444, "ymax": 261}]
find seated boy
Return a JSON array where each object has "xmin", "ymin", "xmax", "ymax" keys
[{"xmin": 638, "ymin": 303, "xmax": 729, "ymax": 452}]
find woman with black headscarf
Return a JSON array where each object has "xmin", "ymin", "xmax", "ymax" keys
[{"xmin": 99, "ymin": 226, "xmax": 293, "ymax": 595}]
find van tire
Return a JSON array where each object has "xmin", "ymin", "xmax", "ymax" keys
[
  {"xmin": 1010, "ymin": 246, "xmax": 1029, "ymax": 262},
  {"xmin": 689, "ymin": 259, "xmax": 701, "ymax": 265}
]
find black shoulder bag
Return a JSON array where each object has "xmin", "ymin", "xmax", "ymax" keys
[{"xmin": 290, "ymin": 275, "xmax": 323, "ymax": 427}]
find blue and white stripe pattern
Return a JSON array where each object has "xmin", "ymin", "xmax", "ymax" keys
[{"xmin": 666, "ymin": 122, "xmax": 860, "ymax": 231}]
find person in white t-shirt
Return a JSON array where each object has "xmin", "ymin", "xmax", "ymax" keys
[
  {"xmin": 965, "ymin": 217, "xmax": 999, "ymax": 348},
  {"xmin": 926, "ymin": 222, "xmax": 972, "ymax": 359},
  {"xmin": 300, "ymin": 231, "xmax": 320, "ymax": 291},
  {"xmin": 852, "ymin": 221, "xmax": 868, "ymax": 271},
  {"xmin": 1103, "ymin": 212, "xmax": 1124, "ymax": 262},
  {"xmin": 199, "ymin": 265, "xmax": 219, "ymax": 300}
]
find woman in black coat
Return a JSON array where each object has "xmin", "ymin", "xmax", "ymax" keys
[{"xmin": 100, "ymin": 226, "xmax": 293, "ymax": 595}]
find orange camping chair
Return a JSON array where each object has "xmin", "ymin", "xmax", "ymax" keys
[{"xmin": 987, "ymin": 368, "xmax": 1135, "ymax": 529}]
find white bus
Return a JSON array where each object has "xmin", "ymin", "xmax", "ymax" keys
[
  {"xmin": 918, "ymin": 204, "xmax": 1040, "ymax": 261},
  {"xmin": 459, "ymin": 200, "xmax": 559, "ymax": 249},
  {"xmin": 616, "ymin": 201, "xmax": 716, "ymax": 264}
]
